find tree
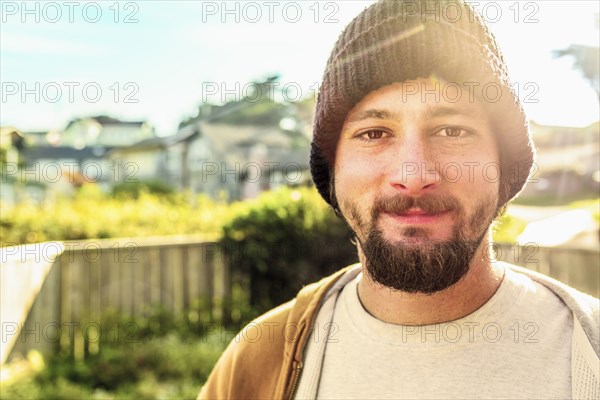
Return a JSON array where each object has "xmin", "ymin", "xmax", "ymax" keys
[{"xmin": 554, "ymin": 44, "xmax": 600, "ymax": 99}]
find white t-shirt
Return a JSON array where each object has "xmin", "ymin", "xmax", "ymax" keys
[{"xmin": 304, "ymin": 265, "xmax": 573, "ymax": 399}]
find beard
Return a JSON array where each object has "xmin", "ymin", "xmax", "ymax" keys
[{"xmin": 341, "ymin": 192, "xmax": 498, "ymax": 294}]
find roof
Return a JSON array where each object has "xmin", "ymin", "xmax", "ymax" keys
[
  {"xmin": 65, "ymin": 115, "xmax": 147, "ymax": 130},
  {"xmin": 107, "ymin": 127, "xmax": 200, "ymax": 155},
  {"xmin": 23, "ymin": 145, "xmax": 112, "ymax": 161},
  {"xmin": 200, "ymin": 122, "xmax": 289, "ymax": 149},
  {"xmin": 198, "ymin": 122, "xmax": 308, "ymax": 167},
  {"xmin": 104, "ymin": 121, "xmax": 310, "ymax": 168},
  {"xmin": 0, "ymin": 126, "xmax": 21, "ymax": 136}
]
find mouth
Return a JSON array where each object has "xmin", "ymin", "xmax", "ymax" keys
[{"xmin": 383, "ymin": 208, "xmax": 452, "ymax": 224}]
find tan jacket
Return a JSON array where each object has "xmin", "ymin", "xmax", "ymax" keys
[
  {"xmin": 198, "ymin": 263, "xmax": 600, "ymax": 399},
  {"xmin": 198, "ymin": 266, "xmax": 354, "ymax": 399}
]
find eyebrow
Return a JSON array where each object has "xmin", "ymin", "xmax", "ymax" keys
[
  {"xmin": 345, "ymin": 109, "xmax": 397, "ymax": 125},
  {"xmin": 345, "ymin": 105, "xmax": 480, "ymax": 126}
]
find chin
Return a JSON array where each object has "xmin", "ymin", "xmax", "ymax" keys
[{"xmin": 381, "ymin": 226, "xmax": 450, "ymax": 246}]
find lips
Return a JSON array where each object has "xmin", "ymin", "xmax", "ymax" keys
[
  {"xmin": 402, "ymin": 208, "xmax": 430, "ymax": 215},
  {"xmin": 384, "ymin": 208, "xmax": 451, "ymax": 224}
]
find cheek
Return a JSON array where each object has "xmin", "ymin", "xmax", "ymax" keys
[
  {"xmin": 441, "ymin": 144, "xmax": 499, "ymax": 188},
  {"xmin": 332, "ymin": 151, "xmax": 384, "ymax": 229},
  {"xmin": 334, "ymin": 152, "xmax": 385, "ymax": 198},
  {"xmin": 476, "ymin": 149, "xmax": 500, "ymax": 189}
]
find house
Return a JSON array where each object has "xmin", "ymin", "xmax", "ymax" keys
[
  {"xmin": 61, "ymin": 115, "xmax": 155, "ymax": 149},
  {"xmin": 520, "ymin": 121, "xmax": 600, "ymax": 198},
  {"xmin": 1, "ymin": 127, "xmax": 26, "ymax": 207},
  {"xmin": 185, "ymin": 121, "xmax": 311, "ymax": 201},
  {"xmin": 108, "ymin": 120, "xmax": 311, "ymax": 201},
  {"xmin": 19, "ymin": 145, "xmax": 111, "ymax": 195},
  {"xmin": 1, "ymin": 117, "xmax": 157, "ymax": 203},
  {"xmin": 21, "ymin": 130, "xmax": 51, "ymax": 146},
  {"xmin": 0, "ymin": 127, "xmax": 25, "ymax": 166},
  {"xmin": 107, "ymin": 128, "xmax": 200, "ymax": 188},
  {"xmin": 109, "ymin": 76, "xmax": 313, "ymax": 200},
  {"xmin": 175, "ymin": 77, "xmax": 312, "ymax": 200}
]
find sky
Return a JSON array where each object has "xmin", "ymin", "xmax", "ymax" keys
[{"xmin": 1, "ymin": 0, "xmax": 599, "ymax": 136}]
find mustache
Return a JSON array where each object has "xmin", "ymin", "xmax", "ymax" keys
[{"xmin": 371, "ymin": 193, "xmax": 460, "ymax": 216}]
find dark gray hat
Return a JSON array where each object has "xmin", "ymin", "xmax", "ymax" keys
[{"xmin": 310, "ymin": 0, "xmax": 535, "ymax": 211}]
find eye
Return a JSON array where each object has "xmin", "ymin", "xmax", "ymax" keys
[
  {"xmin": 357, "ymin": 129, "xmax": 387, "ymax": 141},
  {"xmin": 437, "ymin": 127, "xmax": 469, "ymax": 138}
]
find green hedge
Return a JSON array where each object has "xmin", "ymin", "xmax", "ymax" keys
[
  {"xmin": 0, "ymin": 184, "xmax": 229, "ymax": 246},
  {"xmin": 221, "ymin": 187, "xmax": 356, "ymax": 313}
]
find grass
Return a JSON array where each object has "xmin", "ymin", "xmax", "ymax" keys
[
  {"xmin": 0, "ymin": 331, "xmax": 231, "ymax": 399},
  {"xmin": 0, "ymin": 305, "xmax": 241, "ymax": 400},
  {"xmin": 512, "ymin": 191, "xmax": 599, "ymax": 207},
  {"xmin": 568, "ymin": 198, "xmax": 600, "ymax": 224},
  {"xmin": 492, "ymin": 212, "xmax": 528, "ymax": 244}
]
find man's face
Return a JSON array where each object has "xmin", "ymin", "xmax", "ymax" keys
[{"xmin": 334, "ymin": 78, "xmax": 501, "ymax": 294}]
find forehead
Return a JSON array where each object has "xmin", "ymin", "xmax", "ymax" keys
[{"xmin": 345, "ymin": 77, "xmax": 490, "ymax": 123}]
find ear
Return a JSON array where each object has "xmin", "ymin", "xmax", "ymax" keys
[{"xmin": 328, "ymin": 166, "xmax": 343, "ymax": 218}]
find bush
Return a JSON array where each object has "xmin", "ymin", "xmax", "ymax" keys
[
  {"xmin": 492, "ymin": 212, "xmax": 528, "ymax": 244},
  {"xmin": 221, "ymin": 187, "xmax": 357, "ymax": 313},
  {"xmin": 0, "ymin": 183, "xmax": 228, "ymax": 246},
  {"xmin": 112, "ymin": 180, "xmax": 175, "ymax": 198},
  {"xmin": 568, "ymin": 198, "xmax": 600, "ymax": 224}
]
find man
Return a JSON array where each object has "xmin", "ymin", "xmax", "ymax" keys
[{"xmin": 199, "ymin": 1, "xmax": 599, "ymax": 398}]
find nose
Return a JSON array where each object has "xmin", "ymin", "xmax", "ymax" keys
[{"xmin": 388, "ymin": 136, "xmax": 441, "ymax": 196}]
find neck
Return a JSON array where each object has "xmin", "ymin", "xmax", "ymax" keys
[{"xmin": 356, "ymin": 239, "xmax": 505, "ymax": 325}]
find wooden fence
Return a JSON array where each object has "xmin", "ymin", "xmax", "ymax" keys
[
  {"xmin": 2, "ymin": 236, "xmax": 230, "ymax": 363},
  {"xmin": 1, "ymin": 238, "xmax": 598, "ymax": 364},
  {"xmin": 494, "ymin": 243, "xmax": 599, "ymax": 298}
]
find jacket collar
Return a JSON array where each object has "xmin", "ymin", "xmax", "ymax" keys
[{"xmin": 274, "ymin": 264, "xmax": 361, "ymax": 398}]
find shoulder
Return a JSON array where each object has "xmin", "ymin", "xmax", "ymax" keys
[
  {"xmin": 197, "ymin": 299, "xmax": 298, "ymax": 399},
  {"xmin": 198, "ymin": 266, "xmax": 357, "ymax": 399},
  {"xmin": 502, "ymin": 262, "xmax": 599, "ymax": 354}
]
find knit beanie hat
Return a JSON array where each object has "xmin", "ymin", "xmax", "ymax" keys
[{"xmin": 310, "ymin": 0, "xmax": 535, "ymax": 212}]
